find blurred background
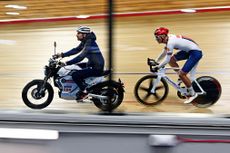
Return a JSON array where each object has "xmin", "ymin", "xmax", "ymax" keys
[
  {"xmin": 0, "ymin": 0, "xmax": 230, "ymax": 114},
  {"xmin": 1, "ymin": 0, "xmax": 230, "ymax": 19}
]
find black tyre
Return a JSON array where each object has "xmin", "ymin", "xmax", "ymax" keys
[
  {"xmin": 134, "ymin": 75, "xmax": 169, "ymax": 105},
  {"xmin": 22, "ymin": 80, "xmax": 54, "ymax": 109},
  {"xmin": 192, "ymin": 76, "xmax": 222, "ymax": 108},
  {"xmin": 90, "ymin": 81, "xmax": 124, "ymax": 111}
]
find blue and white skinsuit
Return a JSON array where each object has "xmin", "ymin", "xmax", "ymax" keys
[{"xmin": 156, "ymin": 34, "xmax": 203, "ymax": 73}]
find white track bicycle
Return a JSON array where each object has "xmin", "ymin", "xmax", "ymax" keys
[{"xmin": 134, "ymin": 58, "xmax": 222, "ymax": 108}]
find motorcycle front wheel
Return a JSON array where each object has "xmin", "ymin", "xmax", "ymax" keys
[{"xmin": 22, "ymin": 79, "xmax": 54, "ymax": 109}]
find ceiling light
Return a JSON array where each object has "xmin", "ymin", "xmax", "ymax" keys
[{"xmin": 5, "ymin": 4, "xmax": 27, "ymax": 9}]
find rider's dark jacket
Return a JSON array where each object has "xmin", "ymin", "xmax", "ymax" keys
[{"xmin": 63, "ymin": 32, "xmax": 104, "ymax": 70}]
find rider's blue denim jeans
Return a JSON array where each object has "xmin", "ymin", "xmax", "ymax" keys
[{"xmin": 71, "ymin": 67, "xmax": 103, "ymax": 91}]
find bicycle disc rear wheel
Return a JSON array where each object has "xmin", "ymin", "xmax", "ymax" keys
[
  {"xmin": 134, "ymin": 75, "xmax": 169, "ymax": 105},
  {"xmin": 192, "ymin": 76, "xmax": 222, "ymax": 108}
]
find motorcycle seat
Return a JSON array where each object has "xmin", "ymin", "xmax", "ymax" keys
[{"xmin": 101, "ymin": 70, "xmax": 111, "ymax": 76}]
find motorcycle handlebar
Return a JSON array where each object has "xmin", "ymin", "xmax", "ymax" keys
[{"xmin": 52, "ymin": 54, "xmax": 60, "ymax": 59}]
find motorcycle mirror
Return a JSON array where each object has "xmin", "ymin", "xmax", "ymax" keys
[{"xmin": 54, "ymin": 41, "xmax": 57, "ymax": 55}]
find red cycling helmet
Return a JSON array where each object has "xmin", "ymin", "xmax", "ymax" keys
[{"xmin": 154, "ymin": 27, "xmax": 169, "ymax": 36}]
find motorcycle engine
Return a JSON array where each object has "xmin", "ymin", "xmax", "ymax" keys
[
  {"xmin": 56, "ymin": 75, "xmax": 79, "ymax": 100},
  {"xmin": 55, "ymin": 65, "xmax": 105, "ymax": 100}
]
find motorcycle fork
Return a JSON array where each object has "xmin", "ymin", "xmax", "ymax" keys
[{"xmin": 38, "ymin": 76, "xmax": 50, "ymax": 95}]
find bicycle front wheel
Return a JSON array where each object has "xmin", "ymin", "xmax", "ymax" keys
[{"xmin": 134, "ymin": 75, "xmax": 169, "ymax": 105}]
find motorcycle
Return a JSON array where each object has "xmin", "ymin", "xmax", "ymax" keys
[{"xmin": 22, "ymin": 42, "xmax": 125, "ymax": 111}]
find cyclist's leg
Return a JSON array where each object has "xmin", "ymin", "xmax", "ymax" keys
[
  {"xmin": 179, "ymin": 70, "xmax": 197, "ymax": 103},
  {"xmin": 180, "ymin": 50, "xmax": 202, "ymax": 102},
  {"xmin": 170, "ymin": 51, "xmax": 189, "ymax": 73},
  {"xmin": 170, "ymin": 51, "xmax": 189, "ymax": 85},
  {"xmin": 178, "ymin": 71, "xmax": 192, "ymax": 88},
  {"xmin": 169, "ymin": 56, "xmax": 179, "ymax": 73},
  {"xmin": 180, "ymin": 50, "xmax": 202, "ymax": 86},
  {"xmin": 189, "ymin": 62, "xmax": 198, "ymax": 81}
]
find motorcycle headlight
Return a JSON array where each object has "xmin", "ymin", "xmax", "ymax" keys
[{"xmin": 44, "ymin": 66, "xmax": 49, "ymax": 75}]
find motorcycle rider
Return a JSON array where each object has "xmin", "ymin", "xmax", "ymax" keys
[
  {"xmin": 53, "ymin": 26, "xmax": 105, "ymax": 100},
  {"xmin": 153, "ymin": 27, "xmax": 203, "ymax": 104}
]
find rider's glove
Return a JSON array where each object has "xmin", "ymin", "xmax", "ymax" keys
[
  {"xmin": 58, "ymin": 61, "xmax": 66, "ymax": 67},
  {"xmin": 52, "ymin": 53, "xmax": 63, "ymax": 59},
  {"xmin": 147, "ymin": 58, "xmax": 159, "ymax": 66},
  {"xmin": 151, "ymin": 66, "xmax": 159, "ymax": 72}
]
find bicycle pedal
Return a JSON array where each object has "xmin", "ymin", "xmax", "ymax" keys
[{"xmin": 177, "ymin": 91, "xmax": 187, "ymax": 99}]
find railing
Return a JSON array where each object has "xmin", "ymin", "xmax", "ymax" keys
[{"xmin": 0, "ymin": 111, "xmax": 230, "ymax": 152}]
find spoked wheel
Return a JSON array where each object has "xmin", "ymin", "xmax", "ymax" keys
[
  {"xmin": 91, "ymin": 82, "xmax": 124, "ymax": 111},
  {"xmin": 192, "ymin": 76, "xmax": 222, "ymax": 108},
  {"xmin": 134, "ymin": 75, "xmax": 169, "ymax": 105},
  {"xmin": 22, "ymin": 80, "xmax": 54, "ymax": 109}
]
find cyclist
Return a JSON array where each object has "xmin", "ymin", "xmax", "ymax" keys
[
  {"xmin": 153, "ymin": 27, "xmax": 203, "ymax": 103},
  {"xmin": 53, "ymin": 26, "xmax": 105, "ymax": 100}
]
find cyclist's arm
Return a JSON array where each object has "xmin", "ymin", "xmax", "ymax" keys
[
  {"xmin": 156, "ymin": 47, "xmax": 167, "ymax": 63},
  {"xmin": 158, "ymin": 46, "xmax": 173, "ymax": 68}
]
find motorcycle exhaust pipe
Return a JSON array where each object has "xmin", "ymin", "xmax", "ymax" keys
[{"xmin": 88, "ymin": 93, "xmax": 108, "ymax": 100}]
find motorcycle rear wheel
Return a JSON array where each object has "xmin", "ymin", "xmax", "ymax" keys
[{"xmin": 91, "ymin": 81, "xmax": 124, "ymax": 111}]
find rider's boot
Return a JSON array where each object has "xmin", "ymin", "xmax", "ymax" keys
[
  {"xmin": 75, "ymin": 80, "xmax": 89, "ymax": 101},
  {"xmin": 76, "ymin": 89, "xmax": 88, "ymax": 101}
]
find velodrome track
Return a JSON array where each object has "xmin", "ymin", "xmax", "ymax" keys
[{"xmin": 0, "ymin": 10, "xmax": 230, "ymax": 114}]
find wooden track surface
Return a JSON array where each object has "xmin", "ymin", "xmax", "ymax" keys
[{"xmin": 0, "ymin": 11, "xmax": 230, "ymax": 114}]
